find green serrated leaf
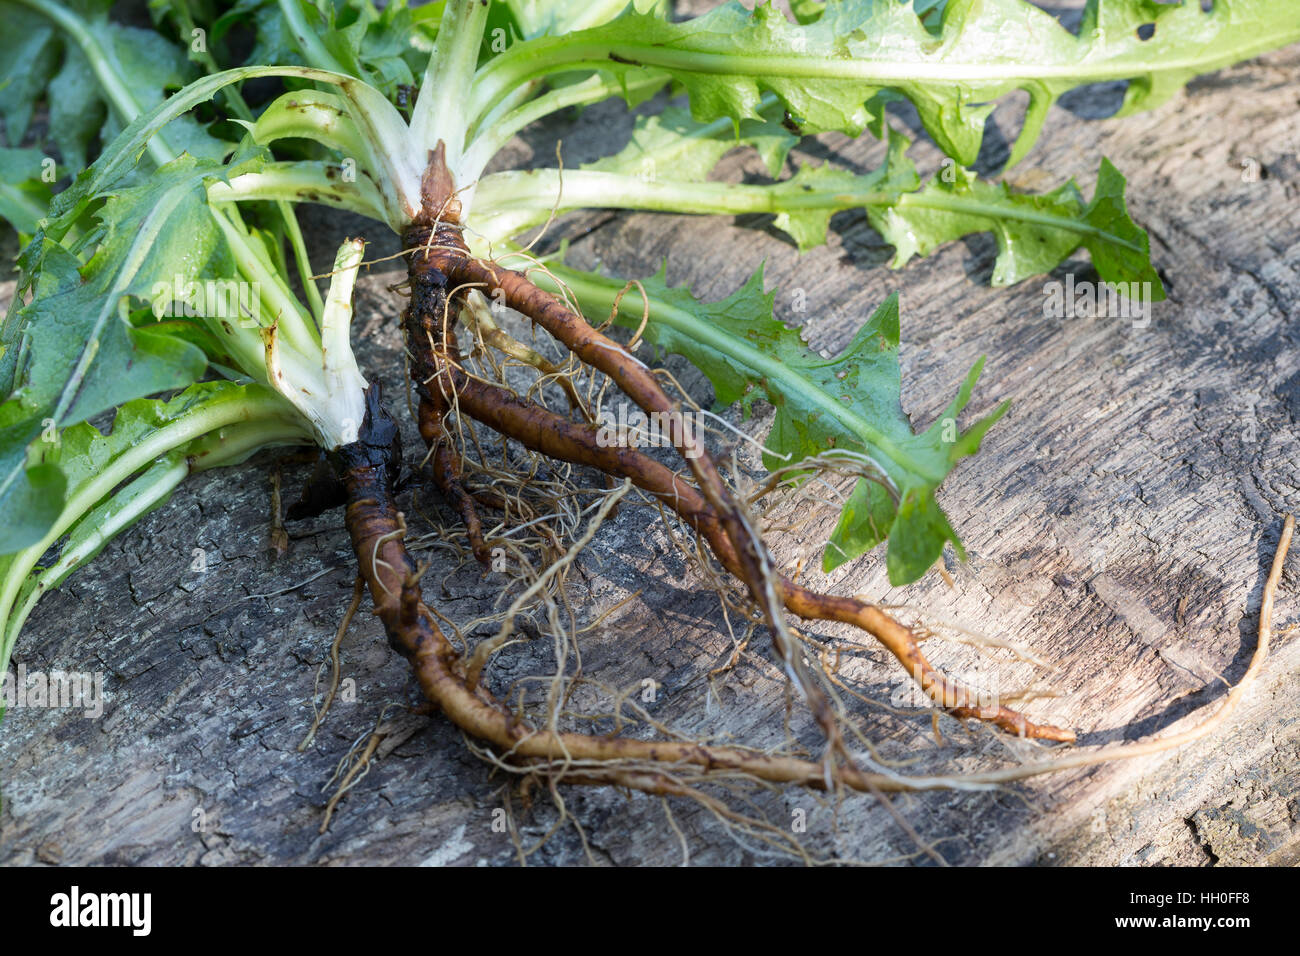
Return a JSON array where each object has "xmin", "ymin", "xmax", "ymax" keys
[
  {"xmin": 873, "ymin": 157, "xmax": 1164, "ymax": 295},
  {"xmin": 473, "ymin": 0, "xmax": 1300, "ymax": 167},
  {"xmin": 477, "ymin": 135, "xmax": 1161, "ymax": 293},
  {"xmin": 13, "ymin": 155, "xmax": 242, "ymax": 425},
  {"xmin": 0, "ymin": 152, "xmax": 259, "ymax": 544},
  {"xmin": 551, "ymin": 263, "xmax": 1006, "ymax": 585}
]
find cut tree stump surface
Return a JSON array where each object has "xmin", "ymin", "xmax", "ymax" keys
[{"xmin": 2, "ymin": 3, "xmax": 1298, "ymax": 866}]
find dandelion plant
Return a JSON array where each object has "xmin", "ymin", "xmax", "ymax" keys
[{"xmin": 1, "ymin": 0, "xmax": 1296, "ymax": 820}]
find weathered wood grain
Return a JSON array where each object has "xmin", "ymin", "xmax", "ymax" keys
[{"xmin": 1, "ymin": 2, "xmax": 1297, "ymax": 866}]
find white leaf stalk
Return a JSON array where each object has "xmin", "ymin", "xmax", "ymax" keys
[
  {"xmin": 410, "ymin": 0, "xmax": 491, "ymax": 182},
  {"xmin": 263, "ymin": 238, "xmax": 369, "ymax": 449},
  {"xmin": 339, "ymin": 78, "xmax": 426, "ymax": 226}
]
